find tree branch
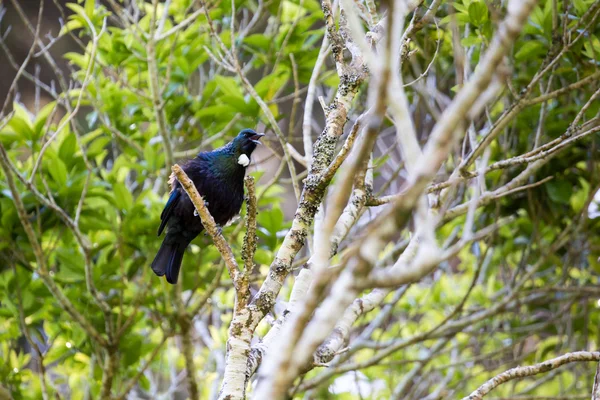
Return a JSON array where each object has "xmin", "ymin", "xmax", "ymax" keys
[{"xmin": 463, "ymin": 352, "xmax": 600, "ymax": 400}]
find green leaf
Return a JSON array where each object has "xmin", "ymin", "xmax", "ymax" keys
[
  {"xmin": 258, "ymin": 207, "xmax": 284, "ymax": 234},
  {"xmin": 196, "ymin": 104, "xmax": 237, "ymax": 119},
  {"xmin": 546, "ymin": 180, "xmax": 572, "ymax": 204},
  {"xmin": 55, "ymin": 248, "xmax": 85, "ymax": 281},
  {"xmin": 254, "ymin": 70, "xmax": 290, "ymax": 100},
  {"xmin": 87, "ymin": 135, "xmax": 111, "ymax": 158},
  {"xmin": 244, "ymin": 34, "xmax": 272, "ymax": 51},
  {"xmin": 33, "ymin": 101, "xmax": 57, "ymax": 138},
  {"xmin": 570, "ymin": 178, "xmax": 590, "ymax": 212},
  {"xmin": 254, "ymin": 248, "xmax": 272, "ymax": 265},
  {"xmin": 48, "ymin": 156, "xmax": 69, "ymax": 187},
  {"xmin": 7, "ymin": 103, "xmax": 35, "ymax": 141},
  {"xmin": 64, "ymin": 52, "xmax": 89, "ymax": 69},
  {"xmin": 453, "ymin": 2, "xmax": 467, "ymax": 13},
  {"xmin": 220, "ymin": 95, "xmax": 250, "ymax": 113},
  {"xmin": 121, "ymin": 334, "xmax": 142, "ymax": 365},
  {"xmin": 461, "ymin": 35, "xmax": 481, "ymax": 47},
  {"xmin": 1, "ymin": 199, "xmax": 16, "ymax": 230},
  {"xmin": 85, "ymin": 0, "xmax": 95, "ymax": 16},
  {"xmin": 573, "ymin": 0, "xmax": 589, "ymax": 15},
  {"xmin": 0, "ymin": 128, "xmax": 19, "ymax": 144},
  {"xmin": 59, "ymin": 133, "xmax": 78, "ymax": 166},
  {"xmin": 144, "ymin": 143, "xmax": 157, "ymax": 171},
  {"xmin": 9, "ymin": 350, "xmax": 18, "ymax": 370},
  {"xmin": 582, "ymin": 36, "xmax": 600, "ymax": 61},
  {"xmin": 214, "ymin": 75, "xmax": 244, "ymax": 99},
  {"xmin": 60, "ymin": 19, "xmax": 83, "ymax": 36},
  {"xmin": 515, "ymin": 41, "xmax": 544, "ymax": 61},
  {"xmin": 468, "ymin": 1, "xmax": 488, "ymax": 26},
  {"xmin": 66, "ymin": 3, "xmax": 89, "ymax": 21},
  {"xmin": 113, "ymin": 182, "xmax": 134, "ymax": 212},
  {"xmin": 281, "ymin": 0, "xmax": 308, "ymax": 23}
]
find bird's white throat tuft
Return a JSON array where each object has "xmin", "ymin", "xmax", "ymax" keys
[{"xmin": 237, "ymin": 154, "xmax": 250, "ymax": 167}]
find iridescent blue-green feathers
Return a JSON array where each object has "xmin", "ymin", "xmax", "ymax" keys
[{"xmin": 157, "ymin": 190, "xmax": 180, "ymax": 236}]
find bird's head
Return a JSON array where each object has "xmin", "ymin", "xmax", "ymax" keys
[{"xmin": 231, "ymin": 128, "xmax": 265, "ymax": 158}]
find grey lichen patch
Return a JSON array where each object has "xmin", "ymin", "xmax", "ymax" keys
[
  {"xmin": 254, "ymin": 290, "xmax": 276, "ymax": 314},
  {"xmin": 244, "ymin": 311, "xmax": 254, "ymax": 328},
  {"xmin": 540, "ymin": 362, "xmax": 553, "ymax": 372},
  {"xmin": 321, "ymin": 2, "xmax": 332, "ymax": 19},
  {"xmin": 241, "ymin": 234, "xmax": 258, "ymax": 262},
  {"xmin": 271, "ymin": 258, "xmax": 289, "ymax": 274},
  {"xmin": 321, "ymin": 2, "xmax": 342, "ymax": 57},
  {"xmin": 315, "ymin": 342, "xmax": 337, "ymax": 363},
  {"xmin": 289, "ymin": 228, "xmax": 308, "ymax": 249},
  {"xmin": 325, "ymin": 100, "xmax": 339, "ymax": 115},
  {"xmin": 329, "ymin": 242, "xmax": 340, "ymax": 257},
  {"xmin": 303, "ymin": 174, "xmax": 321, "ymax": 192},
  {"xmin": 311, "ymin": 133, "xmax": 339, "ymax": 173},
  {"xmin": 297, "ymin": 199, "xmax": 320, "ymax": 226},
  {"xmin": 351, "ymin": 194, "xmax": 365, "ymax": 209},
  {"xmin": 338, "ymin": 73, "xmax": 362, "ymax": 97},
  {"xmin": 315, "ymin": 327, "xmax": 346, "ymax": 363},
  {"xmin": 230, "ymin": 321, "xmax": 244, "ymax": 337}
]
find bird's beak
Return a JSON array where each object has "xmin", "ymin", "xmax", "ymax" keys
[{"xmin": 250, "ymin": 133, "xmax": 265, "ymax": 144}]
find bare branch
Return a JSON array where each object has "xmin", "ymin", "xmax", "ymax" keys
[{"xmin": 463, "ymin": 352, "xmax": 600, "ymax": 400}]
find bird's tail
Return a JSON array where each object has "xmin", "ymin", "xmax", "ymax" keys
[{"xmin": 151, "ymin": 239, "xmax": 187, "ymax": 284}]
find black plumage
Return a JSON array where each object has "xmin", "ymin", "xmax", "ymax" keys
[{"xmin": 151, "ymin": 128, "xmax": 264, "ymax": 284}]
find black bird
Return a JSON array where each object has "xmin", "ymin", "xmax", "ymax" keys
[{"xmin": 151, "ymin": 128, "xmax": 264, "ymax": 284}]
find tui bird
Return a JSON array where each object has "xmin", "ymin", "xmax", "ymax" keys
[{"xmin": 151, "ymin": 128, "xmax": 264, "ymax": 284}]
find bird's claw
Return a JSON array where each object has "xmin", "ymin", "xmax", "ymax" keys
[
  {"xmin": 204, "ymin": 225, "xmax": 223, "ymax": 236},
  {"xmin": 193, "ymin": 201, "xmax": 210, "ymax": 217}
]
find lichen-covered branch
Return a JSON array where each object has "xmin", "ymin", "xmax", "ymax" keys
[
  {"xmin": 314, "ymin": 288, "xmax": 389, "ymax": 365},
  {"xmin": 463, "ymin": 351, "xmax": 600, "ymax": 400},
  {"xmin": 248, "ymin": 169, "xmax": 372, "ymax": 377},
  {"xmin": 251, "ymin": 2, "xmax": 538, "ymax": 396},
  {"xmin": 302, "ymin": 36, "xmax": 330, "ymax": 163},
  {"xmin": 216, "ymin": 10, "xmax": 373, "ymax": 394},
  {"xmin": 242, "ymin": 176, "xmax": 258, "ymax": 274},
  {"xmin": 253, "ymin": 0, "xmax": 399, "ymax": 392},
  {"xmin": 593, "ymin": 361, "xmax": 600, "ymax": 400},
  {"xmin": 173, "ymin": 164, "xmax": 254, "ymax": 399}
]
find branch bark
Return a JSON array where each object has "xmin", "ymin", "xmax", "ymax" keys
[{"xmin": 463, "ymin": 351, "xmax": 600, "ymax": 400}]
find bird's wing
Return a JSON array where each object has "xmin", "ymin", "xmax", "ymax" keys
[{"xmin": 158, "ymin": 189, "xmax": 181, "ymax": 236}]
